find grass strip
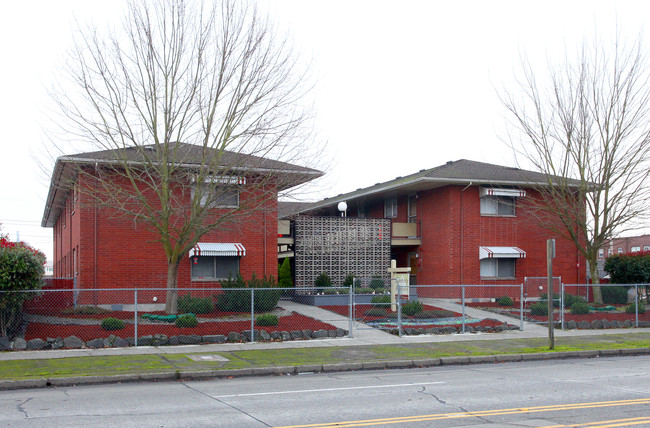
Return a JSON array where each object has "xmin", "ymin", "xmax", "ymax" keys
[{"xmin": 0, "ymin": 333, "xmax": 648, "ymax": 381}]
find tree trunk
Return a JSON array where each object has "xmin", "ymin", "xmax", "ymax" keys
[
  {"xmin": 588, "ymin": 258, "xmax": 603, "ymax": 304},
  {"xmin": 165, "ymin": 261, "xmax": 180, "ymax": 314}
]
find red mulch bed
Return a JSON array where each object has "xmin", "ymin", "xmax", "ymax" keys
[
  {"xmin": 322, "ymin": 304, "xmax": 462, "ymax": 320},
  {"xmin": 24, "ymin": 313, "xmax": 336, "ymax": 342},
  {"xmin": 526, "ymin": 311, "xmax": 650, "ymax": 323}
]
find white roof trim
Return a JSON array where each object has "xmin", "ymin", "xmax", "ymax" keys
[
  {"xmin": 479, "ymin": 187, "xmax": 526, "ymax": 198},
  {"xmin": 479, "ymin": 246, "xmax": 526, "ymax": 259},
  {"xmin": 189, "ymin": 243, "xmax": 246, "ymax": 257}
]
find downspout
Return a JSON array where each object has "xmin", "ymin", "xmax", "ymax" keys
[{"xmin": 460, "ymin": 182, "xmax": 473, "ymax": 285}]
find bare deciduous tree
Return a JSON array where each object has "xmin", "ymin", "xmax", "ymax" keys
[
  {"xmin": 49, "ymin": 0, "xmax": 322, "ymax": 313},
  {"xmin": 502, "ymin": 36, "xmax": 650, "ymax": 303}
]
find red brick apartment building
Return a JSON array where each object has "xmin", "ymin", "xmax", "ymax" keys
[
  {"xmin": 282, "ymin": 160, "xmax": 587, "ymax": 299},
  {"xmin": 41, "ymin": 144, "xmax": 322, "ymax": 305},
  {"xmin": 596, "ymin": 234, "xmax": 650, "ymax": 279}
]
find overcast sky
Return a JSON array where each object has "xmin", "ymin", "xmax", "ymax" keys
[{"xmin": 1, "ymin": 0, "xmax": 648, "ymax": 263}]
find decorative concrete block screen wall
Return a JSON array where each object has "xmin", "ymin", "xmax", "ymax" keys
[{"xmin": 294, "ymin": 217, "xmax": 391, "ymax": 289}]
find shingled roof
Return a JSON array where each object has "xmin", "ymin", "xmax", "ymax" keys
[
  {"xmin": 289, "ymin": 159, "xmax": 576, "ymax": 216},
  {"xmin": 42, "ymin": 143, "xmax": 323, "ymax": 227}
]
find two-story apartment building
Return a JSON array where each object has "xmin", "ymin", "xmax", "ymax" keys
[
  {"xmin": 41, "ymin": 143, "xmax": 322, "ymax": 305},
  {"xmin": 282, "ymin": 159, "xmax": 586, "ymax": 299}
]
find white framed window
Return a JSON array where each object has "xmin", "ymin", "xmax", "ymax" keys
[
  {"xmin": 644, "ymin": 246, "xmax": 650, "ymax": 251},
  {"xmin": 480, "ymin": 258, "xmax": 516, "ymax": 279},
  {"xmin": 384, "ymin": 197, "xmax": 398, "ymax": 218},
  {"xmin": 608, "ymin": 248, "xmax": 613, "ymax": 256},
  {"xmin": 631, "ymin": 246, "xmax": 641, "ymax": 252},
  {"xmin": 598, "ymin": 249, "xmax": 604, "ymax": 258},
  {"xmin": 480, "ymin": 196, "xmax": 515, "ymax": 216},
  {"xmin": 193, "ymin": 184, "xmax": 239, "ymax": 208},
  {"xmin": 191, "ymin": 256, "xmax": 239, "ymax": 280},
  {"xmin": 408, "ymin": 195, "xmax": 417, "ymax": 223},
  {"xmin": 618, "ymin": 248, "xmax": 623, "ymax": 254}
]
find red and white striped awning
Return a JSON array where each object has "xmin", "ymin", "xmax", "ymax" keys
[
  {"xmin": 479, "ymin": 187, "xmax": 526, "ymax": 198},
  {"xmin": 189, "ymin": 243, "xmax": 246, "ymax": 257},
  {"xmin": 479, "ymin": 246, "xmax": 526, "ymax": 259}
]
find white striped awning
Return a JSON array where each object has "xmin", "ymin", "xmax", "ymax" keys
[
  {"xmin": 479, "ymin": 246, "xmax": 526, "ymax": 259},
  {"xmin": 189, "ymin": 243, "xmax": 246, "ymax": 257},
  {"xmin": 479, "ymin": 187, "xmax": 526, "ymax": 198}
]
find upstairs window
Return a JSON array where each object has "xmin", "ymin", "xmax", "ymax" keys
[
  {"xmin": 598, "ymin": 249, "xmax": 604, "ymax": 258},
  {"xmin": 384, "ymin": 197, "xmax": 398, "ymax": 218},
  {"xmin": 479, "ymin": 187, "xmax": 525, "ymax": 217},
  {"xmin": 193, "ymin": 176, "xmax": 243, "ymax": 208}
]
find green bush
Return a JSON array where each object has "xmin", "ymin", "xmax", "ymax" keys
[
  {"xmin": 497, "ymin": 296, "xmax": 514, "ymax": 307},
  {"xmin": 529, "ymin": 301, "xmax": 548, "ymax": 316},
  {"xmin": 401, "ymin": 300, "xmax": 423, "ymax": 316},
  {"xmin": 101, "ymin": 317, "xmax": 125, "ymax": 331},
  {"xmin": 570, "ymin": 302, "xmax": 590, "ymax": 315},
  {"xmin": 364, "ymin": 308, "xmax": 387, "ymax": 317},
  {"xmin": 625, "ymin": 301, "xmax": 646, "ymax": 314},
  {"xmin": 539, "ymin": 293, "xmax": 560, "ymax": 308},
  {"xmin": 414, "ymin": 309, "xmax": 455, "ymax": 318},
  {"xmin": 255, "ymin": 313, "xmax": 279, "ymax": 326},
  {"xmin": 175, "ymin": 314, "xmax": 198, "ymax": 328},
  {"xmin": 217, "ymin": 273, "xmax": 280, "ymax": 313},
  {"xmin": 314, "ymin": 272, "xmax": 331, "ymax": 291},
  {"xmin": 371, "ymin": 295, "xmax": 391, "ymax": 305},
  {"xmin": 355, "ymin": 287, "xmax": 374, "ymax": 294},
  {"xmin": 604, "ymin": 251, "xmax": 650, "ymax": 284},
  {"xmin": 563, "ymin": 293, "xmax": 585, "ymax": 308},
  {"xmin": 177, "ymin": 294, "xmax": 214, "ymax": 314},
  {"xmin": 369, "ymin": 276, "xmax": 385, "ymax": 290},
  {"xmin": 0, "ymin": 236, "xmax": 46, "ymax": 337},
  {"xmin": 601, "ymin": 286, "xmax": 629, "ymax": 305},
  {"xmin": 278, "ymin": 258, "xmax": 293, "ymax": 289},
  {"xmin": 323, "ymin": 288, "xmax": 343, "ymax": 295},
  {"xmin": 343, "ymin": 273, "xmax": 355, "ymax": 288}
]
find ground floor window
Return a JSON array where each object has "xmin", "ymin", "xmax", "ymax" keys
[
  {"xmin": 191, "ymin": 256, "xmax": 240, "ymax": 280},
  {"xmin": 480, "ymin": 258, "xmax": 516, "ymax": 279}
]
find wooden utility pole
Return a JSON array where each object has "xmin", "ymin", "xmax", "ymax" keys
[{"xmin": 547, "ymin": 239, "xmax": 555, "ymax": 350}]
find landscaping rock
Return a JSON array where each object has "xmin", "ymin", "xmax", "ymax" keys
[
  {"xmin": 622, "ymin": 320, "xmax": 632, "ymax": 328},
  {"xmin": 290, "ymin": 330, "xmax": 303, "ymax": 339},
  {"xmin": 168, "ymin": 336, "xmax": 180, "ymax": 345},
  {"xmin": 27, "ymin": 338, "xmax": 48, "ymax": 350},
  {"xmin": 137, "ymin": 335, "xmax": 153, "ymax": 346},
  {"xmin": 312, "ymin": 329, "xmax": 328, "ymax": 338},
  {"xmin": 474, "ymin": 326, "xmax": 484, "ymax": 332},
  {"xmin": 13, "ymin": 338, "xmax": 26, "ymax": 350},
  {"xmin": 242, "ymin": 330, "xmax": 259, "ymax": 342},
  {"xmin": 464, "ymin": 326, "xmax": 474, "ymax": 333},
  {"xmin": 280, "ymin": 331, "xmax": 291, "ymax": 340},
  {"xmin": 443, "ymin": 326, "xmax": 457, "ymax": 334},
  {"xmin": 0, "ymin": 337, "xmax": 11, "ymax": 351},
  {"xmin": 202, "ymin": 335, "xmax": 226, "ymax": 344},
  {"xmin": 126, "ymin": 337, "xmax": 136, "ymax": 346},
  {"xmin": 152, "ymin": 334, "xmax": 169, "ymax": 346},
  {"xmin": 86, "ymin": 338, "xmax": 104, "ymax": 349},
  {"xmin": 64, "ymin": 336, "xmax": 83, "ymax": 349},
  {"xmin": 259, "ymin": 330, "xmax": 271, "ymax": 341},
  {"xmin": 567, "ymin": 320, "xmax": 578, "ymax": 330},
  {"xmin": 640, "ymin": 321, "xmax": 650, "ymax": 328},
  {"xmin": 577, "ymin": 321, "xmax": 591, "ymax": 329},
  {"xmin": 404, "ymin": 328, "xmax": 415, "ymax": 335},
  {"xmin": 104, "ymin": 335, "xmax": 129, "ymax": 348},
  {"xmin": 327, "ymin": 330, "xmax": 337, "ymax": 338},
  {"xmin": 270, "ymin": 331, "xmax": 282, "ymax": 340},
  {"xmin": 335, "ymin": 328, "xmax": 346, "ymax": 337},
  {"xmin": 301, "ymin": 329, "xmax": 313, "ymax": 339},
  {"xmin": 47, "ymin": 337, "xmax": 64, "ymax": 349},
  {"xmin": 227, "ymin": 332, "xmax": 243, "ymax": 342},
  {"xmin": 178, "ymin": 334, "xmax": 201, "ymax": 344},
  {"xmin": 591, "ymin": 319, "xmax": 603, "ymax": 329}
]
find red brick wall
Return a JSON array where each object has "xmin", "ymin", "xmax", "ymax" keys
[
  {"xmin": 53, "ymin": 172, "xmax": 278, "ymax": 305},
  {"xmin": 390, "ymin": 185, "xmax": 586, "ymax": 298}
]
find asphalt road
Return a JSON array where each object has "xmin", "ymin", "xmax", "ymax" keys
[{"xmin": 2, "ymin": 355, "xmax": 650, "ymax": 427}]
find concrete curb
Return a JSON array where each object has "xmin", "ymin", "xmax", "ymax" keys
[{"xmin": 0, "ymin": 347, "xmax": 647, "ymax": 391}]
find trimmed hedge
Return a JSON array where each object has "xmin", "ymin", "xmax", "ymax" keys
[
  {"xmin": 101, "ymin": 317, "xmax": 125, "ymax": 330},
  {"xmin": 218, "ymin": 273, "xmax": 280, "ymax": 313}
]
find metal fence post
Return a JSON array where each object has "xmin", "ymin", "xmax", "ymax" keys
[
  {"xmin": 461, "ymin": 285, "xmax": 466, "ymax": 334},
  {"xmin": 250, "ymin": 288, "xmax": 255, "ymax": 343},
  {"xmin": 634, "ymin": 284, "xmax": 639, "ymax": 328},
  {"xmin": 134, "ymin": 289, "xmax": 138, "ymax": 347},
  {"xmin": 349, "ymin": 278, "xmax": 354, "ymax": 338},
  {"xmin": 397, "ymin": 278, "xmax": 403, "ymax": 337},
  {"xmin": 561, "ymin": 281, "xmax": 564, "ymax": 330},
  {"xmin": 520, "ymin": 283, "xmax": 524, "ymax": 331}
]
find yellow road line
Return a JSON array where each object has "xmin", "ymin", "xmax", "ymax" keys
[
  {"xmin": 274, "ymin": 398, "xmax": 650, "ymax": 428},
  {"xmin": 541, "ymin": 416, "xmax": 650, "ymax": 427}
]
